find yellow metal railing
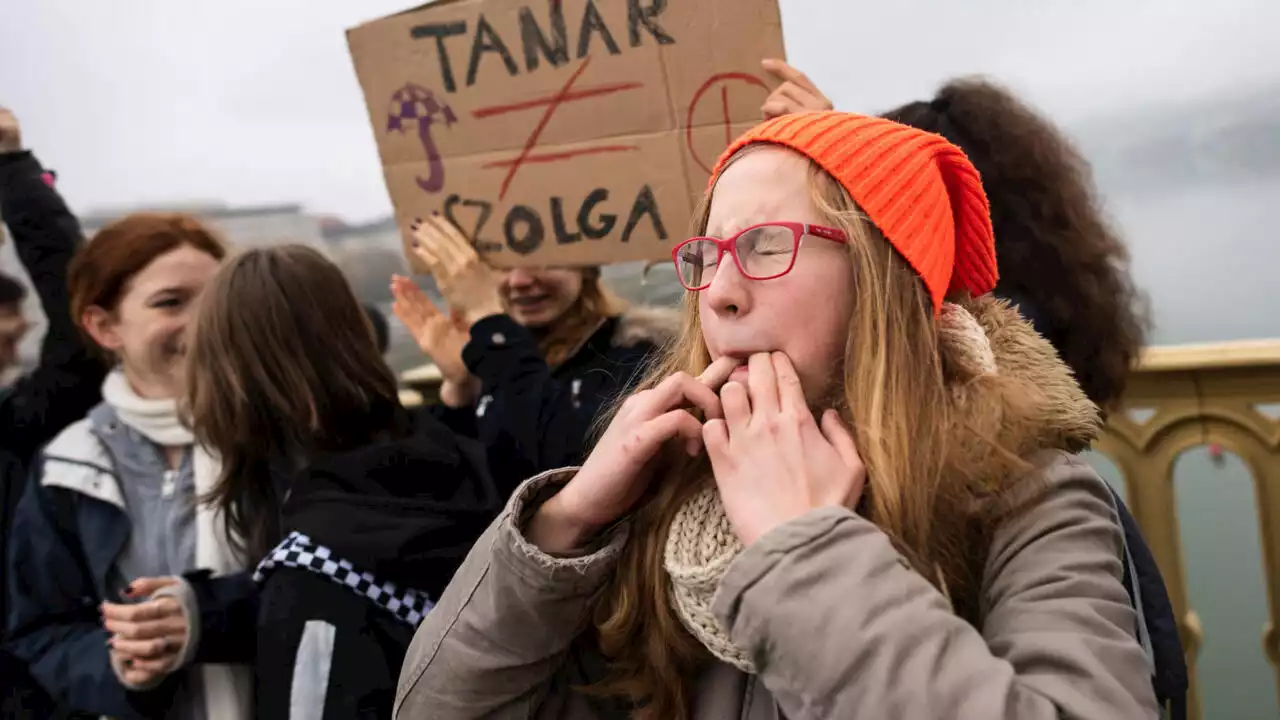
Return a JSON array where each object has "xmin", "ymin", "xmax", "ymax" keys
[
  {"xmin": 1096, "ymin": 339, "xmax": 1280, "ymax": 720},
  {"xmin": 399, "ymin": 339, "xmax": 1280, "ymax": 717}
]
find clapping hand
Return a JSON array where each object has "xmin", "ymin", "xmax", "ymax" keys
[
  {"xmin": 391, "ymin": 274, "xmax": 471, "ymax": 385},
  {"xmin": 406, "ymin": 216, "xmax": 505, "ymax": 326}
]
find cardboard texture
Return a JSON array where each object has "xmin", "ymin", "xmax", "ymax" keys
[{"xmin": 347, "ymin": 0, "xmax": 785, "ymax": 270}]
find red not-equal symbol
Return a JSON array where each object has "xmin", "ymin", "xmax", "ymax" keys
[
  {"xmin": 471, "ymin": 57, "xmax": 644, "ymax": 200},
  {"xmin": 685, "ymin": 72, "xmax": 770, "ymax": 175}
]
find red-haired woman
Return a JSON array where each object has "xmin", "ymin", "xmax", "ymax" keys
[{"xmin": 4, "ymin": 214, "xmax": 252, "ymax": 720}]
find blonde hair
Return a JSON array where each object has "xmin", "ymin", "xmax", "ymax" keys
[
  {"xmin": 536, "ymin": 267, "xmax": 627, "ymax": 368},
  {"xmin": 589, "ymin": 147, "xmax": 1000, "ymax": 717}
]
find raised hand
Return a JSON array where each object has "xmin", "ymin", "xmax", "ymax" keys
[
  {"xmin": 704, "ymin": 352, "xmax": 866, "ymax": 546},
  {"xmin": 0, "ymin": 107, "xmax": 21, "ymax": 153},
  {"xmin": 407, "ymin": 215, "xmax": 505, "ymax": 326},
  {"xmin": 391, "ymin": 274, "xmax": 471, "ymax": 385},
  {"xmin": 760, "ymin": 59, "xmax": 834, "ymax": 120},
  {"xmin": 530, "ymin": 357, "xmax": 741, "ymax": 553}
]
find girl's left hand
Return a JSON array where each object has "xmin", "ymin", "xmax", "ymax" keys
[
  {"xmin": 408, "ymin": 215, "xmax": 505, "ymax": 326},
  {"xmin": 704, "ymin": 352, "xmax": 867, "ymax": 547}
]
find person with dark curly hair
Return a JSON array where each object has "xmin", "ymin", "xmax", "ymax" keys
[
  {"xmin": 760, "ymin": 62, "xmax": 1150, "ymax": 411},
  {"xmin": 881, "ymin": 79, "xmax": 1151, "ymax": 411}
]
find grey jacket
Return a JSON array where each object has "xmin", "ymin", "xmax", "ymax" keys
[
  {"xmin": 394, "ymin": 298, "xmax": 1162, "ymax": 719},
  {"xmin": 395, "ymin": 456, "xmax": 1159, "ymax": 719}
]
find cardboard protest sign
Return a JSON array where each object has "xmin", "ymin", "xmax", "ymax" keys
[{"xmin": 347, "ymin": 0, "xmax": 785, "ymax": 270}]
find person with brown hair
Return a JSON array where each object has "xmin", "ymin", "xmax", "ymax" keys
[
  {"xmin": 3, "ymin": 213, "xmax": 254, "ymax": 719},
  {"xmin": 391, "ymin": 218, "xmax": 678, "ymax": 494},
  {"xmin": 394, "ymin": 113, "xmax": 1160, "ymax": 718},
  {"xmin": 182, "ymin": 245, "xmax": 501, "ymax": 719}
]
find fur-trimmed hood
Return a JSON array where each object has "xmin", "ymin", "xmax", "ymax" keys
[{"xmin": 938, "ymin": 295, "xmax": 1100, "ymax": 489}]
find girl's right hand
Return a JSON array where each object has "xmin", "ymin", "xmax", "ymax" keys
[
  {"xmin": 391, "ymin": 274, "xmax": 472, "ymax": 385},
  {"xmin": 531, "ymin": 357, "xmax": 741, "ymax": 553}
]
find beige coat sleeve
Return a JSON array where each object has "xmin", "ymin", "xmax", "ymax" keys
[
  {"xmin": 712, "ymin": 450, "xmax": 1161, "ymax": 719},
  {"xmin": 394, "ymin": 469, "xmax": 626, "ymax": 719}
]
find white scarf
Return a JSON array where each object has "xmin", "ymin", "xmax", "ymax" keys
[{"xmin": 102, "ymin": 370, "xmax": 254, "ymax": 720}]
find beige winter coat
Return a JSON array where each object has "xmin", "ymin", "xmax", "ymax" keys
[{"xmin": 395, "ymin": 298, "xmax": 1162, "ymax": 719}]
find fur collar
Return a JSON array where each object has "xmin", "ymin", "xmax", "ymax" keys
[{"xmin": 939, "ymin": 295, "xmax": 1099, "ymax": 491}]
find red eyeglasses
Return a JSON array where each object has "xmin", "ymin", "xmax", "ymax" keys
[{"xmin": 670, "ymin": 222, "xmax": 848, "ymax": 291}]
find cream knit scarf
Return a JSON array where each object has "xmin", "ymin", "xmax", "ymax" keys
[{"xmin": 662, "ymin": 303, "xmax": 997, "ymax": 673}]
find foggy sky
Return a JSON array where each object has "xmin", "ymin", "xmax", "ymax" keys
[
  {"xmin": 1, "ymin": 0, "xmax": 1273, "ymax": 221},
  {"xmin": 2, "ymin": 0, "xmax": 1278, "ymax": 342}
]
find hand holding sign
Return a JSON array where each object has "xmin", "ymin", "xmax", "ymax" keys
[
  {"xmin": 760, "ymin": 59, "xmax": 833, "ymax": 120},
  {"xmin": 391, "ymin": 275, "xmax": 472, "ymax": 385},
  {"xmin": 408, "ymin": 216, "xmax": 505, "ymax": 326}
]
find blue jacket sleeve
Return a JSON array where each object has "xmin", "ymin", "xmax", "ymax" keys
[
  {"xmin": 182, "ymin": 570, "xmax": 259, "ymax": 664},
  {"xmin": 3, "ymin": 469, "xmax": 175, "ymax": 719}
]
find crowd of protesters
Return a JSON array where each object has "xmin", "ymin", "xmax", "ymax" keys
[{"xmin": 0, "ymin": 55, "xmax": 1185, "ymax": 720}]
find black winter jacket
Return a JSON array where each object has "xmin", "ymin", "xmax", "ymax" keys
[
  {"xmin": 434, "ymin": 307, "xmax": 678, "ymax": 496},
  {"xmin": 253, "ymin": 408, "xmax": 502, "ymax": 719}
]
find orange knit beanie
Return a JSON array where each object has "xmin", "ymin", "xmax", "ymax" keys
[{"xmin": 710, "ymin": 111, "xmax": 998, "ymax": 313}]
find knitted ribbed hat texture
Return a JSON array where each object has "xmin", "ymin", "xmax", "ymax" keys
[{"xmin": 710, "ymin": 111, "xmax": 998, "ymax": 312}]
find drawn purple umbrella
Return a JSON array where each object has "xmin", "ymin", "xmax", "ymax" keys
[{"xmin": 387, "ymin": 83, "xmax": 458, "ymax": 194}]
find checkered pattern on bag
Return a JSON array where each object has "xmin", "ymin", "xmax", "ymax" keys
[{"xmin": 253, "ymin": 531, "xmax": 434, "ymax": 627}]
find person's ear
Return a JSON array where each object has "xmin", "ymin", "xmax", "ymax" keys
[{"xmin": 82, "ymin": 305, "xmax": 124, "ymax": 353}]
